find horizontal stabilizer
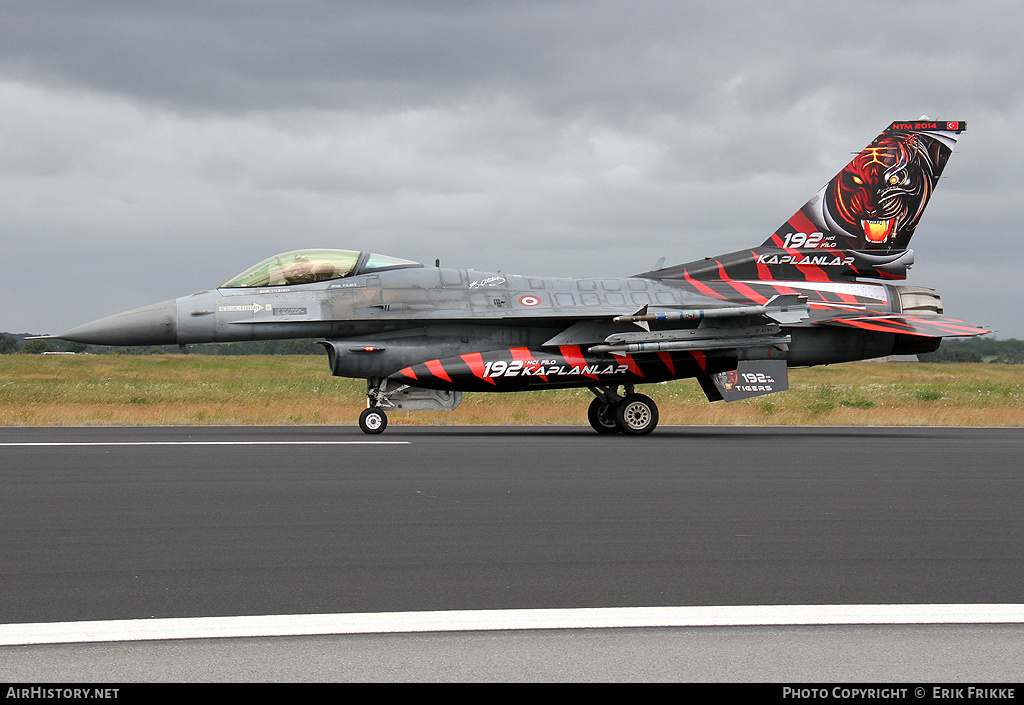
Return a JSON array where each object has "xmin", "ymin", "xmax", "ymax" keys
[{"xmin": 819, "ymin": 314, "xmax": 989, "ymax": 338}]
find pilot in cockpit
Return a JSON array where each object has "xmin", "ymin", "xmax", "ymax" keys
[
  {"xmin": 311, "ymin": 260, "xmax": 338, "ymax": 282},
  {"xmin": 281, "ymin": 254, "xmax": 337, "ymax": 285},
  {"xmin": 280, "ymin": 255, "xmax": 312, "ymax": 284}
]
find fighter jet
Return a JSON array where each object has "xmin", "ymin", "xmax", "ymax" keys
[{"xmin": 53, "ymin": 119, "xmax": 988, "ymax": 434}]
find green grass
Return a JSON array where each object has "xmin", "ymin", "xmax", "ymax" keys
[{"xmin": 1, "ymin": 354, "xmax": 1023, "ymax": 427}]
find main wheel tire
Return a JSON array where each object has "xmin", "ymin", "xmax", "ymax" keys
[
  {"xmin": 587, "ymin": 397, "xmax": 620, "ymax": 434},
  {"xmin": 359, "ymin": 407, "xmax": 388, "ymax": 434},
  {"xmin": 614, "ymin": 394, "xmax": 659, "ymax": 435}
]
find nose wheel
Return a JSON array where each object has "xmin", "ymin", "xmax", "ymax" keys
[{"xmin": 359, "ymin": 407, "xmax": 388, "ymax": 434}]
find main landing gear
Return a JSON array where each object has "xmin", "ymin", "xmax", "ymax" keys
[{"xmin": 587, "ymin": 385, "xmax": 659, "ymax": 435}]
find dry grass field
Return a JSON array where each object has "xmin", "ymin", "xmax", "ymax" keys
[{"xmin": 1, "ymin": 354, "xmax": 1023, "ymax": 427}]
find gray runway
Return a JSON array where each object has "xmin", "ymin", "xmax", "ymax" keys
[{"xmin": 2, "ymin": 425, "xmax": 1023, "ymax": 681}]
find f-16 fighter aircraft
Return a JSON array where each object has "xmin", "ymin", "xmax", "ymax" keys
[{"xmin": 53, "ymin": 119, "xmax": 988, "ymax": 434}]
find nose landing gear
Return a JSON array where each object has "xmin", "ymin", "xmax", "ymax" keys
[
  {"xmin": 358, "ymin": 406, "xmax": 388, "ymax": 434},
  {"xmin": 358, "ymin": 377, "xmax": 464, "ymax": 434}
]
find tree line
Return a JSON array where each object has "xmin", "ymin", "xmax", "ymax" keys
[{"xmin": 916, "ymin": 337, "xmax": 1024, "ymax": 363}]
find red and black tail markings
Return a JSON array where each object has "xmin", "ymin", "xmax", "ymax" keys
[
  {"xmin": 774, "ymin": 209, "xmax": 817, "ymax": 245},
  {"xmin": 767, "ymin": 120, "xmax": 965, "ymax": 253},
  {"xmin": 639, "ymin": 122, "xmax": 963, "ymax": 290},
  {"xmin": 763, "ymin": 210, "xmax": 825, "ymax": 252},
  {"xmin": 788, "ymin": 258, "xmax": 832, "ymax": 284},
  {"xmin": 753, "ymin": 250, "xmax": 773, "ymax": 280},
  {"xmin": 647, "ymin": 247, "xmax": 893, "ymax": 288}
]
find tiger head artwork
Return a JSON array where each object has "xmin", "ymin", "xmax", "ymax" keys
[{"xmin": 810, "ymin": 129, "xmax": 953, "ymax": 251}]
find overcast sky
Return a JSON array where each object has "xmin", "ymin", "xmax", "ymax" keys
[{"xmin": 3, "ymin": 0, "xmax": 1022, "ymax": 338}]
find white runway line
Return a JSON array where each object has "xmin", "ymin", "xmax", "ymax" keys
[
  {"xmin": 0, "ymin": 441, "xmax": 409, "ymax": 446},
  {"xmin": 3, "ymin": 605, "xmax": 1024, "ymax": 646}
]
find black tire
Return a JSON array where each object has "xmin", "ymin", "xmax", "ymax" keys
[
  {"xmin": 359, "ymin": 407, "xmax": 388, "ymax": 434},
  {"xmin": 614, "ymin": 394, "xmax": 659, "ymax": 435},
  {"xmin": 587, "ymin": 397, "xmax": 620, "ymax": 434}
]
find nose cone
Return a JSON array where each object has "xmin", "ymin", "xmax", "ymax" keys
[{"xmin": 56, "ymin": 299, "xmax": 178, "ymax": 346}]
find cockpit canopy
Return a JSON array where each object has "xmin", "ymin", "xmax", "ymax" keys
[{"xmin": 220, "ymin": 249, "xmax": 423, "ymax": 288}]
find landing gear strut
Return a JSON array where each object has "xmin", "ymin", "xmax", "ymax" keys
[{"xmin": 587, "ymin": 385, "xmax": 659, "ymax": 435}]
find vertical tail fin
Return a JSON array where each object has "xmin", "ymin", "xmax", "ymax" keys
[{"xmin": 764, "ymin": 120, "xmax": 965, "ymax": 252}]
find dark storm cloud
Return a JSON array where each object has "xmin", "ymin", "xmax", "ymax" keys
[
  {"xmin": 7, "ymin": 1, "xmax": 1017, "ymax": 115},
  {"xmin": 2, "ymin": 1, "xmax": 571, "ymax": 111},
  {"xmin": 1, "ymin": 1, "xmax": 1021, "ymax": 336}
]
